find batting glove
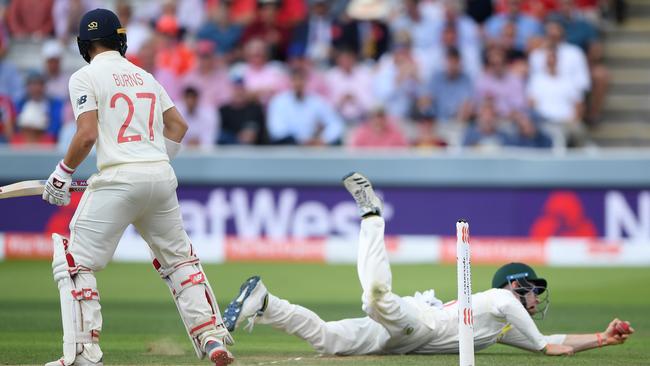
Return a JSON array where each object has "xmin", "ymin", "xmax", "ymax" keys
[{"xmin": 42, "ymin": 160, "xmax": 74, "ymax": 206}]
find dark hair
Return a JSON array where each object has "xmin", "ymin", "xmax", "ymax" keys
[
  {"xmin": 89, "ymin": 37, "xmax": 123, "ymax": 54},
  {"xmin": 289, "ymin": 67, "xmax": 307, "ymax": 79},
  {"xmin": 184, "ymin": 86, "xmax": 199, "ymax": 97},
  {"xmin": 446, "ymin": 46, "xmax": 461, "ymax": 60}
]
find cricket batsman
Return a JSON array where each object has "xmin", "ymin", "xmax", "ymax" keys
[
  {"xmin": 223, "ymin": 172, "xmax": 634, "ymax": 357},
  {"xmin": 42, "ymin": 9, "xmax": 233, "ymax": 366}
]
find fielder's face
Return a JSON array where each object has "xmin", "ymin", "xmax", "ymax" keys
[{"xmin": 522, "ymin": 290, "xmax": 539, "ymax": 315}]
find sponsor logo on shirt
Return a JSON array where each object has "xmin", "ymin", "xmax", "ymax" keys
[{"xmin": 77, "ymin": 95, "xmax": 87, "ymax": 108}]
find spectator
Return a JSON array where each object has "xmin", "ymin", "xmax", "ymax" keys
[
  {"xmin": 207, "ymin": 0, "xmax": 256, "ymax": 24},
  {"xmin": 6, "ymin": 0, "xmax": 54, "ymax": 39},
  {"xmin": 527, "ymin": 49, "xmax": 586, "ymax": 147},
  {"xmin": 134, "ymin": 38, "xmax": 181, "ymax": 102},
  {"xmin": 529, "ymin": 19, "xmax": 590, "ymax": 95},
  {"xmin": 506, "ymin": 115, "xmax": 553, "ymax": 148},
  {"xmin": 267, "ymin": 68, "xmax": 344, "ymax": 145},
  {"xmin": 0, "ymin": 27, "xmax": 24, "ymax": 102},
  {"xmin": 374, "ymin": 37, "xmax": 423, "ymax": 119},
  {"xmin": 430, "ymin": 20, "xmax": 482, "ymax": 80},
  {"xmin": 242, "ymin": 0, "xmax": 291, "ymax": 61},
  {"xmin": 11, "ymin": 100, "xmax": 56, "ymax": 145},
  {"xmin": 219, "ymin": 77, "xmax": 267, "ymax": 145},
  {"xmin": 494, "ymin": 20, "xmax": 529, "ymax": 77},
  {"xmin": 291, "ymin": 0, "xmax": 336, "ymax": 67},
  {"xmin": 175, "ymin": 87, "xmax": 219, "ymax": 148},
  {"xmin": 176, "ymin": 0, "xmax": 206, "ymax": 34},
  {"xmin": 286, "ymin": 46, "xmax": 329, "ymax": 97},
  {"xmin": 436, "ymin": 0, "xmax": 483, "ymax": 79},
  {"xmin": 197, "ymin": 1, "xmax": 244, "ymax": 58},
  {"xmin": 241, "ymin": 38, "xmax": 290, "ymax": 104},
  {"xmin": 493, "ymin": 0, "xmax": 558, "ymax": 19},
  {"xmin": 16, "ymin": 72, "xmax": 63, "ymax": 140},
  {"xmin": 425, "ymin": 47, "xmax": 474, "ymax": 126},
  {"xmin": 154, "ymin": 15, "xmax": 195, "ymax": 76},
  {"xmin": 276, "ymin": 0, "xmax": 308, "ymax": 25},
  {"xmin": 475, "ymin": 45, "xmax": 529, "ymax": 123},
  {"xmin": 550, "ymin": 0, "xmax": 599, "ymax": 52},
  {"xmin": 348, "ymin": 107, "xmax": 409, "ymax": 148},
  {"xmin": 182, "ymin": 41, "xmax": 233, "ymax": 108},
  {"xmin": 53, "ymin": 0, "xmax": 98, "ymax": 43},
  {"xmin": 325, "ymin": 48, "xmax": 375, "ymax": 124},
  {"xmin": 0, "ymin": 94, "xmax": 16, "ymax": 142},
  {"xmin": 116, "ymin": 0, "xmax": 151, "ymax": 56},
  {"xmin": 465, "ymin": 0, "xmax": 494, "ymax": 24},
  {"xmin": 333, "ymin": 2, "xmax": 391, "ymax": 61},
  {"xmin": 391, "ymin": 0, "xmax": 439, "ymax": 52},
  {"xmin": 412, "ymin": 109, "xmax": 447, "ymax": 148},
  {"xmin": 550, "ymin": 0, "xmax": 609, "ymax": 123},
  {"xmin": 462, "ymin": 100, "xmax": 511, "ymax": 149},
  {"xmin": 485, "ymin": 0, "xmax": 544, "ymax": 52},
  {"xmin": 42, "ymin": 40, "xmax": 69, "ymax": 100}
]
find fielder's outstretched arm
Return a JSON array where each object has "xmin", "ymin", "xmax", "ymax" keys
[{"xmin": 551, "ymin": 318, "xmax": 634, "ymax": 353}]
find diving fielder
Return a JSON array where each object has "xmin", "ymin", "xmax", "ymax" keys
[
  {"xmin": 224, "ymin": 172, "xmax": 634, "ymax": 357},
  {"xmin": 42, "ymin": 9, "xmax": 233, "ymax": 366}
]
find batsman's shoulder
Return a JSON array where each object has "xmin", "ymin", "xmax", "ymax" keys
[{"xmin": 69, "ymin": 66, "xmax": 93, "ymax": 86}]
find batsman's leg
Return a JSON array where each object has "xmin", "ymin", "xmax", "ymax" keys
[
  {"xmin": 46, "ymin": 176, "xmax": 138, "ymax": 366},
  {"xmin": 134, "ymin": 166, "xmax": 233, "ymax": 365},
  {"xmin": 48, "ymin": 234, "xmax": 102, "ymax": 366}
]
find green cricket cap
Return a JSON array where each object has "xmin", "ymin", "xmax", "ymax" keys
[{"xmin": 492, "ymin": 262, "xmax": 547, "ymax": 289}]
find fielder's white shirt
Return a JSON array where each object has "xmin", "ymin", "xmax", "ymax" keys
[
  {"xmin": 69, "ymin": 51, "xmax": 174, "ymax": 170},
  {"xmin": 411, "ymin": 288, "xmax": 548, "ymax": 353}
]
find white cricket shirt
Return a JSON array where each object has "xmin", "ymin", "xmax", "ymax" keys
[
  {"xmin": 68, "ymin": 51, "xmax": 174, "ymax": 170},
  {"xmin": 411, "ymin": 288, "xmax": 548, "ymax": 353}
]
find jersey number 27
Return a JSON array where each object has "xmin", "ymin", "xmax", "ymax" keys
[{"xmin": 110, "ymin": 92, "xmax": 156, "ymax": 143}]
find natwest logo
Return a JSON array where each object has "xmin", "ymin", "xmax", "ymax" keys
[
  {"xmin": 177, "ymin": 188, "xmax": 393, "ymax": 240},
  {"xmin": 605, "ymin": 191, "xmax": 650, "ymax": 241}
]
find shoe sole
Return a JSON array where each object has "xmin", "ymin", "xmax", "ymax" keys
[
  {"xmin": 342, "ymin": 172, "xmax": 371, "ymax": 188},
  {"xmin": 341, "ymin": 172, "xmax": 356, "ymax": 181},
  {"xmin": 210, "ymin": 349, "xmax": 234, "ymax": 366},
  {"xmin": 223, "ymin": 275, "xmax": 261, "ymax": 332}
]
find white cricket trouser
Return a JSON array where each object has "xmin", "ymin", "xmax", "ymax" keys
[
  {"xmin": 69, "ymin": 161, "xmax": 192, "ymax": 270},
  {"xmin": 258, "ymin": 216, "xmax": 436, "ymax": 355},
  {"xmin": 66, "ymin": 161, "xmax": 215, "ymax": 343}
]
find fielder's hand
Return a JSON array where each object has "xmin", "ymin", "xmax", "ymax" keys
[
  {"xmin": 603, "ymin": 318, "xmax": 634, "ymax": 345},
  {"xmin": 42, "ymin": 160, "xmax": 75, "ymax": 206}
]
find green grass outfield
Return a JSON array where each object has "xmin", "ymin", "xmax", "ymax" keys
[{"xmin": 0, "ymin": 261, "xmax": 648, "ymax": 366}]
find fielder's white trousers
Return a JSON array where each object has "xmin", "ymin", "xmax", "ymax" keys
[{"xmin": 258, "ymin": 216, "xmax": 436, "ymax": 355}]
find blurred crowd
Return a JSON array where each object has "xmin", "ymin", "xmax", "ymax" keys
[{"xmin": 0, "ymin": 0, "xmax": 626, "ymax": 151}]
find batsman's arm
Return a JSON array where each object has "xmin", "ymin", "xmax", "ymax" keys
[
  {"xmin": 162, "ymin": 106, "xmax": 188, "ymax": 143},
  {"xmin": 162, "ymin": 107, "xmax": 187, "ymax": 160},
  {"xmin": 63, "ymin": 110, "xmax": 98, "ymax": 169}
]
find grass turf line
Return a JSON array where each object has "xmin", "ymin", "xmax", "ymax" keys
[{"xmin": 0, "ymin": 262, "xmax": 648, "ymax": 365}]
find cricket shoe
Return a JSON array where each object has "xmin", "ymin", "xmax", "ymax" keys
[
  {"xmin": 44, "ymin": 355, "xmax": 102, "ymax": 366},
  {"xmin": 223, "ymin": 276, "xmax": 268, "ymax": 332},
  {"xmin": 342, "ymin": 172, "xmax": 382, "ymax": 217},
  {"xmin": 204, "ymin": 339, "xmax": 234, "ymax": 366}
]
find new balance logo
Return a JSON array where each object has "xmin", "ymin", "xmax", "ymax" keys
[{"xmin": 52, "ymin": 178, "xmax": 65, "ymax": 189}]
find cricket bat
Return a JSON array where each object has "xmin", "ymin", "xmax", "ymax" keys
[{"xmin": 0, "ymin": 180, "xmax": 88, "ymax": 199}]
